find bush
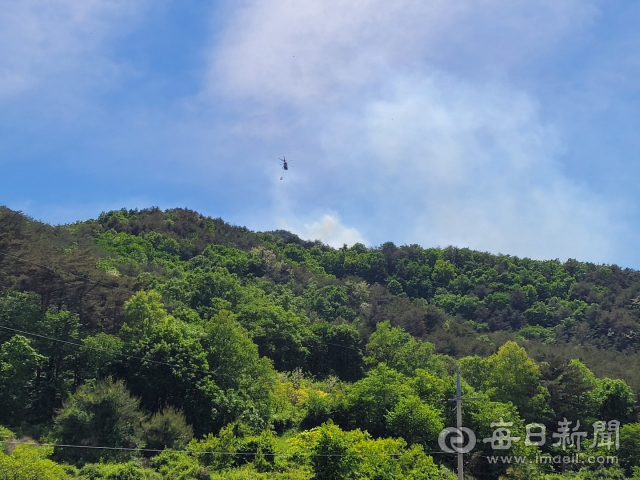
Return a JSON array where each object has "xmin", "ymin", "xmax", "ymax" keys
[
  {"xmin": 143, "ymin": 407, "xmax": 193, "ymax": 452},
  {"xmin": 79, "ymin": 461, "xmax": 160, "ymax": 480},
  {"xmin": 52, "ymin": 378, "xmax": 145, "ymax": 465},
  {"xmin": 0, "ymin": 444, "xmax": 70, "ymax": 480}
]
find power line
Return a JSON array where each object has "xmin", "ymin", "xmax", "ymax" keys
[
  {"xmin": 0, "ymin": 440, "xmax": 447, "ymax": 457},
  {"xmin": 2, "ymin": 438, "xmax": 632, "ymax": 464},
  {"xmin": 0, "ymin": 325, "xmax": 236, "ymax": 381},
  {"xmin": 0, "ymin": 250, "xmax": 365, "ymax": 356},
  {"xmin": 0, "ymin": 323, "xmax": 364, "ymax": 385}
]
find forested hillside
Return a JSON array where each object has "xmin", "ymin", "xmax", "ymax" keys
[{"xmin": 1, "ymin": 206, "xmax": 640, "ymax": 479}]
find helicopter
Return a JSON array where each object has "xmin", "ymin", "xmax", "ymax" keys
[{"xmin": 279, "ymin": 156, "xmax": 290, "ymax": 180}]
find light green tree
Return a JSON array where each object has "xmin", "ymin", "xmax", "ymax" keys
[
  {"xmin": 0, "ymin": 444, "xmax": 70, "ymax": 480},
  {"xmin": 365, "ymin": 321, "xmax": 443, "ymax": 376},
  {"xmin": 484, "ymin": 341, "xmax": 550, "ymax": 422},
  {"xmin": 79, "ymin": 333, "xmax": 123, "ymax": 380},
  {"xmin": 121, "ymin": 290, "xmax": 168, "ymax": 337}
]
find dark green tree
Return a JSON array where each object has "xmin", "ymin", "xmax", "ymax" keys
[
  {"xmin": 385, "ymin": 395, "xmax": 443, "ymax": 448},
  {"xmin": 143, "ymin": 407, "xmax": 194, "ymax": 452},
  {"xmin": 307, "ymin": 322, "xmax": 364, "ymax": 381},
  {"xmin": 0, "ymin": 335, "xmax": 45, "ymax": 425},
  {"xmin": 52, "ymin": 377, "xmax": 145, "ymax": 464},
  {"xmin": 236, "ymin": 301, "xmax": 310, "ymax": 371},
  {"xmin": 540, "ymin": 357, "xmax": 598, "ymax": 423},
  {"xmin": 346, "ymin": 364, "xmax": 412, "ymax": 437}
]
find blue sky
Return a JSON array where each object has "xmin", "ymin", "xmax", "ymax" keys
[{"xmin": 1, "ymin": 0, "xmax": 639, "ymax": 267}]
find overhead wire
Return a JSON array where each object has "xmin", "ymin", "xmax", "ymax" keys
[
  {"xmin": 0, "ymin": 249, "xmax": 367, "ymax": 354},
  {"xmin": 6, "ymin": 222, "xmax": 631, "ymax": 470},
  {"xmin": 0, "ymin": 325, "xmax": 237, "ymax": 382},
  {"xmin": 3, "ymin": 438, "xmax": 630, "ymax": 467},
  {"xmin": 0, "ymin": 310, "xmax": 631, "ymax": 470},
  {"xmin": 0, "ymin": 440, "xmax": 450, "ymax": 457},
  {"xmin": 0, "ymin": 240, "xmax": 397, "ymax": 421},
  {"xmin": 0, "ymin": 324, "xmax": 188, "ymax": 372}
]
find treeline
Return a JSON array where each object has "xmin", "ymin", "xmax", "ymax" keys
[{"xmin": 1, "ymin": 206, "xmax": 640, "ymax": 479}]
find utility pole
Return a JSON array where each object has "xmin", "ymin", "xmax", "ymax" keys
[{"xmin": 446, "ymin": 365, "xmax": 481, "ymax": 480}]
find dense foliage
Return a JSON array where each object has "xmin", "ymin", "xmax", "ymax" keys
[{"xmin": 1, "ymin": 206, "xmax": 640, "ymax": 479}]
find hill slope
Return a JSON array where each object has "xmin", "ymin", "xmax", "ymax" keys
[
  {"xmin": 2, "ymin": 206, "xmax": 639, "ymax": 381},
  {"xmin": 1, "ymin": 205, "xmax": 640, "ymax": 479}
]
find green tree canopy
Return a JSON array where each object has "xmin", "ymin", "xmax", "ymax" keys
[
  {"xmin": 236, "ymin": 301, "xmax": 310, "ymax": 372},
  {"xmin": 482, "ymin": 341, "xmax": 550, "ymax": 423},
  {"xmin": 346, "ymin": 364, "xmax": 413, "ymax": 437},
  {"xmin": 0, "ymin": 444, "xmax": 70, "ymax": 480},
  {"xmin": 365, "ymin": 321, "xmax": 442, "ymax": 376},
  {"xmin": 52, "ymin": 377, "xmax": 145, "ymax": 465},
  {"xmin": 0, "ymin": 335, "xmax": 45, "ymax": 425},
  {"xmin": 385, "ymin": 395, "xmax": 444, "ymax": 448}
]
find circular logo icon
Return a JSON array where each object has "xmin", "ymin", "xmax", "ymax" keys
[{"xmin": 438, "ymin": 427, "xmax": 477, "ymax": 454}]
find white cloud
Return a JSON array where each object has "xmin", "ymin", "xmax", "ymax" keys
[
  {"xmin": 261, "ymin": 71, "xmax": 621, "ymax": 263},
  {"xmin": 0, "ymin": 0, "xmax": 149, "ymax": 99},
  {"xmin": 280, "ymin": 213, "xmax": 367, "ymax": 248},
  {"xmin": 207, "ymin": 0, "xmax": 623, "ymax": 264},
  {"xmin": 212, "ymin": 0, "xmax": 599, "ymax": 106},
  {"xmin": 325, "ymin": 74, "xmax": 618, "ymax": 262}
]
